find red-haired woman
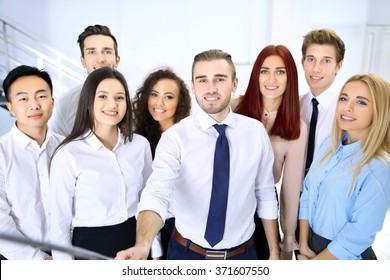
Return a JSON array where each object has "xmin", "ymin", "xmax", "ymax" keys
[{"xmin": 233, "ymin": 45, "xmax": 307, "ymax": 260}]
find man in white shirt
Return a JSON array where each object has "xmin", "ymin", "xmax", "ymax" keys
[
  {"xmin": 116, "ymin": 49, "xmax": 280, "ymax": 260},
  {"xmin": 0, "ymin": 65, "xmax": 63, "ymax": 259},
  {"xmin": 48, "ymin": 24, "xmax": 120, "ymax": 136},
  {"xmin": 296, "ymin": 29, "xmax": 346, "ymax": 258},
  {"xmin": 300, "ymin": 28, "xmax": 345, "ymax": 172}
]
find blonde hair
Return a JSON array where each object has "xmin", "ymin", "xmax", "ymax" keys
[{"xmin": 320, "ymin": 74, "xmax": 390, "ymax": 195}]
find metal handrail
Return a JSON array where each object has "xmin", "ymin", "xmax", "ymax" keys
[
  {"xmin": 0, "ymin": 18, "xmax": 85, "ymax": 96},
  {"xmin": 3, "ymin": 38, "xmax": 85, "ymax": 81},
  {"xmin": 0, "ymin": 19, "xmax": 83, "ymax": 71}
]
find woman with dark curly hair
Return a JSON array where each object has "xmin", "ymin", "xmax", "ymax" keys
[
  {"xmin": 133, "ymin": 68, "xmax": 191, "ymax": 158},
  {"xmin": 132, "ymin": 67, "xmax": 191, "ymax": 259}
]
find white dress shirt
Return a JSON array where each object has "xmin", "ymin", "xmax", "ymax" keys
[
  {"xmin": 48, "ymin": 85, "xmax": 82, "ymax": 136},
  {"xmin": 0, "ymin": 124, "xmax": 63, "ymax": 259},
  {"xmin": 300, "ymin": 82, "xmax": 341, "ymax": 156},
  {"xmin": 138, "ymin": 109, "xmax": 278, "ymax": 249},
  {"xmin": 49, "ymin": 129, "xmax": 156, "ymax": 259}
]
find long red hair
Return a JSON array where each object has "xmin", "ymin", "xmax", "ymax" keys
[{"xmin": 235, "ymin": 45, "xmax": 300, "ymax": 140}]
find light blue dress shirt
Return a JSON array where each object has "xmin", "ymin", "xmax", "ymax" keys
[{"xmin": 299, "ymin": 133, "xmax": 390, "ymax": 260}]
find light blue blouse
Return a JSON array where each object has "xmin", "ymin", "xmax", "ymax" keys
[{"xmin": 299, "ymin": 134, "xmax": 390, "ymax": 260}]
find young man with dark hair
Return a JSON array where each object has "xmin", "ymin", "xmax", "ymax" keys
[
  {"xmin": 0, "ymin": 65, "xmax": 63, "ymax": 259},
  {"xmin": 49, "ymin": 24, "xmax": 120, "ymax": 136}
]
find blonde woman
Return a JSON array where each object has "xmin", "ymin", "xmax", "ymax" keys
[{"xmin": 298, "ymin": 74, "xmax": 390, "ymax": 260}]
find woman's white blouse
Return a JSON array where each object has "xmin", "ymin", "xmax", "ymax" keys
[{"xmin": 50, "ymin": 130, "xmax": 153, "ymax": 258}]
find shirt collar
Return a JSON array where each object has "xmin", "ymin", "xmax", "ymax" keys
[
  {"xmin": 195, "ymin": 107, "xmax": 236, "ymax": 131},
  {"xmin": 310, "ymin": 83, "xmax": 341, "ymax": 110},
  {"xmin": 11, "ymin": 123, "xmax": 53, "ymax": 149},
  {"xmin": 83, "ymin": 128, "xmax": 123, "ymax": 151},
  {"xmin": 336, "ymin": 132, "xmax": 362, "ymax": 155}
]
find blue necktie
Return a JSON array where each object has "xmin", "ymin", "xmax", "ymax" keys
[
  {"xmin": 204, "ymin": 124, "xmax": 230, "ymax": 247},
  {"xmin": 305, "ymin": 98, "xmax": 319, "ymax": 174}
]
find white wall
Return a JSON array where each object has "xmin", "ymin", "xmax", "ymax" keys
[
  {"xmin": 0, "ymin": 0, "xmax": 269, "ymax": 95},
  {"xmin": 269, "ymin": 0, "xmax": 372, "ymax": 95}
]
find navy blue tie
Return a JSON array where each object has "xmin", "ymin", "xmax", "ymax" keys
[{"xmin": 204, "ymin": 124, "xmax": 230, "ymax": 247}]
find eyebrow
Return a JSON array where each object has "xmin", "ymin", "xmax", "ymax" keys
[
  {"xmin": 15, "ymin": 89, "xmax": 48, "ymax": 96},
  {"xmin": 356, "ymin": 96, "xmax": 371, "ymax": 102},
  {"xmin": 151, "ymin": 90, "xmax": 176, "ymax": 95},
  {"xmin": 340, "ymin": 93, "xmax": 371, "ymax": 102},
  {"xmin": 260, "ymin": 66, "xmax": 286, "ymax": 69},
  {"xmin": 96, "ymin": 90, "xmax": 126, "ymax": 95},
  {"xmin": 306, "ymin": 55, "xmax": 334, "ymax": 60},
  {"xmin": 85, "ymin": 47, "xmax": 114, "ymax": 51},
  {"xmin": 194, "ymin": 74, "xmax": 228, "ymax": 80}
]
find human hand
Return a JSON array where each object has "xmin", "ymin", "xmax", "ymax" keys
[
  {"xmin": 297, "ymin": 253, "xmax": 309, "ymax": 260},
  {"xmin": 268, "ymin": 250, "xmax": 280, "ymax": 260},
  {"xmin": 115, "ymin": 245, "xmax": 150, "ymax": 260},
  {"xmin": 280, "ymin": 250, "xmax": 293, "ymax": 260},
  {"xmin": 297, "ymin": 245, "xmax": 316, "ymax": 260}
]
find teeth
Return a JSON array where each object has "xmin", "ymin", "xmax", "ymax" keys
[
  {"xmin": 205, "ymin": 97, "xmax": 218, "ymax": 101},
  {"xmin": 311, "ymin": 76, "xmax": 321, "ymax": 80},
  {"xmin": 341, "ymin": 115, "xmax": 354, "ymax": 120},
  {"xmin": 103, "ymin": 111, "xmax": 117, "ymax": 115},
  {"xmin": 265, "ymin": 86, "xmax": 277, "ymax": 90},
  {"xmin": 154, "ymin": 109, "xmax": 165, "ymax": 113}
]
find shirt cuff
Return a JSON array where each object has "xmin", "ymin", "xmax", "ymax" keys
[{"xmin": 150, "ymin": 232, "xmax": 163, "ymax": 258}]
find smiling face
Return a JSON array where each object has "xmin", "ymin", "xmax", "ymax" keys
[
  {"xmin": 93, "ymin": 78, "xmax": 127, "ymax": 130},
  {"xmin": 259, "ymin": 55, "xmax": 287, "ymax": 108},
  {"xmin": 337, "ymin": 81, "xmax": 374, "ymax": 144},
  {"xmin": 302, "ymin": 44, "xmax": 343, "ymax": 96},
  {"xmin": 80, "ymin": 35, "xmax": 120, "ymax": 74},
  {"xmin": 147, "ymin": 78, "xmax": 180, "ymax": 131},
  {"xmin": 6, "ymin": 75, "xmax": 54, "ymax": 134},
  {"xmin": 191, "ymin": 59, "xmax": 237, "ymax": 122}
]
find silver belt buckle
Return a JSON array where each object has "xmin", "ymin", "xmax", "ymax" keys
[{"xmin": 205, "ymin": 250, "xmax": 227, "ymax": 260}]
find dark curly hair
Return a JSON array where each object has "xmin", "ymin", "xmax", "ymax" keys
[{"xmin": 133, "ymin": 68, "xmax": 191, "ymax": 157}]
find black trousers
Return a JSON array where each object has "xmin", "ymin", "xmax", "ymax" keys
[
  {"xmin": 72, "ymin": 217, "xmax": 136, "ymax": 259},
  {"xmin": 253, "ymin": 214, "xmax": 281, "ymax": 259},
  {"xmin": 160, "ymin": 217, "xmax": 175, "ymax": 260},
  {"xmin": 309, "ymin": 228, "xmax": 377, "ymax": 260},
  {"xmin": 254, "ymin": 186, "xmax": 281, "ymax": 259}
]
